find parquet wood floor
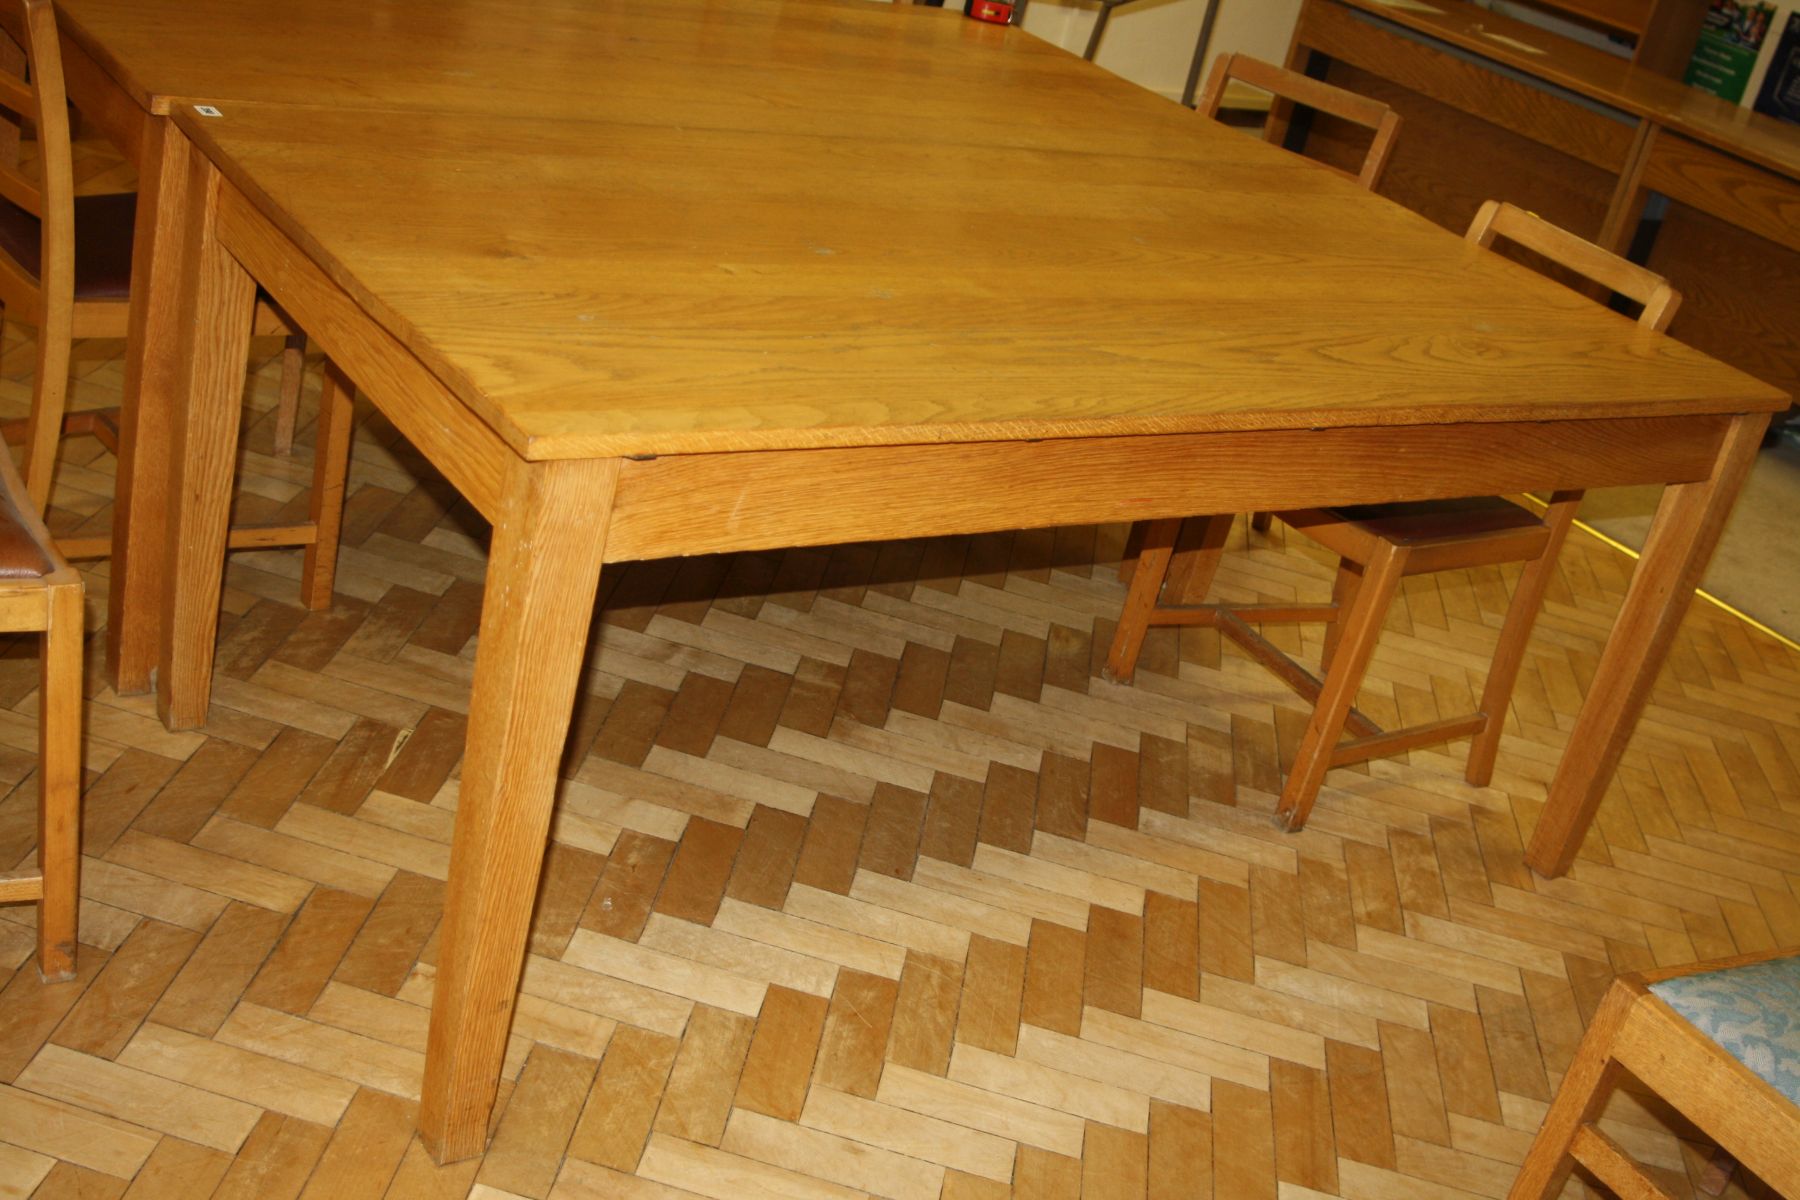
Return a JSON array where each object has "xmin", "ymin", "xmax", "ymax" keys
[{"xmin": 2, "ymin": 233, "xmax": 1797, "ymax": 1199}]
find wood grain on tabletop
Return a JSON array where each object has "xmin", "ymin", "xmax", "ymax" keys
[
  {"xmin": 56, "ymin": 0, "xmax": 1082, "ymax": 120},
  {"xmin": 177, "ymin": 94, "xmax": 1781, "ymax": 463}
]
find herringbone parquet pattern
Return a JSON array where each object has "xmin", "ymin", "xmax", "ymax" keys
[{"xmin": 2, "ymin": 284, "xmax": 1797, "ymax": 1196}]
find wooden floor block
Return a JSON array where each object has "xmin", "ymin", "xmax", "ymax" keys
[
  {"xmin": 654, "ymin": 1005, "xmax": 755, "ymax": 1146},
  {"xmin": 566, "ymin": 1026, "xmax": 679, "ymax": 1173},
  {"xmin": 477, "ymin": 1044, "xmax": 597, "ymax": 1196},
  {"xmin": 813, "ymin": 970, "xmax": 899, "ymax": 1099},
  {"xmin": 732, "ymin": 986, "xmax": 828, "ymax": 1122}
]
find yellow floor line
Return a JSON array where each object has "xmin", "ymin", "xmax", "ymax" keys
[{"xmin": 1515, "ymin": 494, "xmax": 1800, "ymax": 653}]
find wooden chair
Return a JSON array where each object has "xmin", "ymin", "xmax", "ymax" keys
[
  {"xmin": 1106, "ymin": 201, "xmax": 1680, "ymax": 831},
  {"xmin": 0, "ymin": 428, "xmax": 81, "ymax": 981},
  {"xmin": 1196, "ymin": 53, "xmax": 1401, "ymax": 190},
  {"xmin": 1111, "ymin": 56, "xmax": 1400, "ymax": 575},
  {"xmin": 1510, "ymin": 948, "xmax": 1800, "ymax": 1199},
  {"xmin": 0, "ymin": 0, "xmax": 351, "ymax": 607}
]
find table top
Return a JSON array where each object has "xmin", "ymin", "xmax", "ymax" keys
[
  {"xmin": 148, "ymin": 0, "xmax": 1782, "ymax": 462},
  {"xmin": 59, "ymin": 0, "xmax": 1094, "ymax": 129},
  {"xmin": 1328, "ymin": 0, "xmax": 1800, "ymax": 181},
  {"xmin": 65, "ymin": 0, "xmax": 1800, "ymax": 179}
]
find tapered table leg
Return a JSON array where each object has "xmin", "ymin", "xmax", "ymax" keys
[
  {"xmin": 157, "ymin": 143, "xmax": 254, "ymax": 730},
  {"xmin": 419, "ymin": 455, "xmax": 618, "ymax": 1163},
  {"xmin": 109, "ymin": 117, "xmax": 191, "ymax": 695},
  {"xmin": 1527, "ymin": 413, "xmax": 1768, "ymax": 876}
]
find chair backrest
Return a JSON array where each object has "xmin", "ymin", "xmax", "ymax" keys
[
  {"xmin": 0, "ymin": 0, "xmax": 72, "ymax": 310},
  {"xmin": 1196, "ymin": 53, "xmax": 1400, "ymax": 191},
  {"xmin": 1465, "ymin": 200, "xmax": 1680, "ymax": 331}
]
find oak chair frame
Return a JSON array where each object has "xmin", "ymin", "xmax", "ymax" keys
[
  {"xmin": 1196, "ymin": 52, "xmax": 1402, "ymax": 190},
  {"xmin": 0, "ymin": 433, "xmax": 81, "ymax": 981},
  {"xmin": 0, "ymin": 0, "xmax": 345, "ymax": 607},
  {"xmin": 1107, "ymin": 201, "xmax": 1681, "ymax": 831},
  {"xmin": 1509, "ymin": 948, "xmax": 1800, "ymax": 1200}
]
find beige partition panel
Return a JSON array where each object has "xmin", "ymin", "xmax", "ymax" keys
[{"xmin": 1019, "ymin": 0, "xmax": 1302, "ymax": 103}]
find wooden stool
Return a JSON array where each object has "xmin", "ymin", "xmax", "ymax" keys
[
  {"xmin": 1510, "ymin": 949, "xmax": 1800, "ymax": 1199},
  {"xmin": 0, "ymin": 441, "xmax": 81, "ymax": 981},
  {"xmin": 1106, "ymin": 202, "xmax": 1681, "ymax": 831}
]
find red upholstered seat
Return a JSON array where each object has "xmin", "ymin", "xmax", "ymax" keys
[
  {"xmin": 0, "ymin": 191, "xmax": 137, "ymax": 300},
  {"xmin": 0, "ymin": 447, "xmax": 56, "ymax": 582},
  {"xmin": 0, "ymin": 457, "xmax": 56, "ymax": 581}
]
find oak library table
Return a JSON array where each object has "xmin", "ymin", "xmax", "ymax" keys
[{"xmin": 52, "ymin": 0, "xmax": 1788, "ymax": 1162}]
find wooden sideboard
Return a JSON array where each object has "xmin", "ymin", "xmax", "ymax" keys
[{"xmin": 1286, "ymin": 0, "xmax": 1800, "ymax": 413}]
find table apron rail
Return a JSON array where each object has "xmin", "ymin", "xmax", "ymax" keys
[
  {"xmin": 207, "ymin": 152, "xmax": 1733, "ymax": 568},
  {"xmin": 215, "ymin": 178, "xmax": 513, "ymax": 522},
  {"xmin": 603, "ymin": 415, "xmax": 1728, "ymax": 561}
]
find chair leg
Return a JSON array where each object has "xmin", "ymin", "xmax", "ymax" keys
[
  {"xmin": 23, "ymin": 316, "xmax": 74, "ymax": 515},
  {"xmin": 1118, "ymin": 519, "xmax": 1146, "ymax": 584},
  {"xmin": 273, "ymin": 332, "xmax": 306, "ymax": 456},
  {"xmin": 299, "ymin": 360, "xmax": 354, "ymax": 611},
  {"xmin": 1276, "ymin": 539, "xmax": 1407, "ymax": 830},
  {"xmin": 1163, "ymin": 512, "xmax": 1233, "ymax": 605},
  {"xmin": 36, "ymin": 581, "xmax": 83, "ymax": 981},
  {"xmin": 1104, "ymin": 517, "xmax": 1178, "ymax": 684},
  {"xmin": 1465, "ymin": 491, "xmax": 1582, "ymax": 788},
  {"xmin": 1105, "ymin": 513, "xmax": 1232, "ymax": 684},
  {"xmin": 1508, "ymin": 980, "xmax": 1637, "ymax": 1200},
  {"xmin": 1319, "ymin": 559, "xmax": 1361, "ymax": 675}
]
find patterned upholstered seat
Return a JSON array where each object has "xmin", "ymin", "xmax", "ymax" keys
[
  {"xmin": 1650, "ymin": 956, "xmax": 1800, "ymax": 1106},
  {"xmin": 1511, "ymin": 949, "xmax": 1800, "ymax": 1199}
]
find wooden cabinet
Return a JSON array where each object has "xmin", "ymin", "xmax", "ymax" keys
[
  {"xmin": 1288, "ymin": 0, "xmax": 1800, "ymax": 413},
  {"xmin": 1508, "ymin": 0, "xmax": 1707, "ymax": 73}
]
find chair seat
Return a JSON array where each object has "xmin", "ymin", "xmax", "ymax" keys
[
  {"xmin": 1326, "ymin": 496, "xmax": 1542, "ymax": 546},
  {"xmin": 1649, "ymin": 956, "xmax": 1800, "ymax": 1105},
  {"xmin": 0, "ymin": 191, "xmax": 136, "ymax": 301},
  {"xmin": 0, "ymin": 463, "xmax": 55, "ymax": 580}
]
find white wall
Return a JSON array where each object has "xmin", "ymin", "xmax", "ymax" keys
[{"xmin": 1017, "ymin": 0, "xmax": 1303, "ymax": 102}]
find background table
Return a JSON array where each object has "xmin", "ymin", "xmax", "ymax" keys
[
  {"xmin": 51, "ymin": 0, "xmax": 1789, "ymax": 1162},
  {"xmin": 55, "ymin": 0, "xmax": 1117, "ymax": 703}
]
